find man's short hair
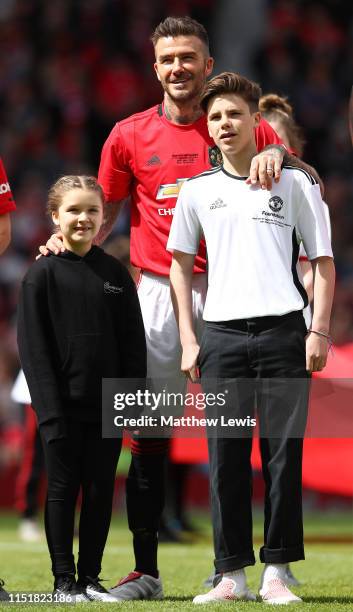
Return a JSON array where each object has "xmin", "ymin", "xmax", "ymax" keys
[
  {"xmin": 201, "ymin": 72, "xmax": 262, "ymax": 113},
  {"xmin": 151, "ymin": 16, "xmax": 209, "ymax": 53}
]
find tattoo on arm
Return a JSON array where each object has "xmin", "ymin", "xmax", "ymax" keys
[
  {"xmin": 283, "ymin": 152, "xmax": 319, "ymax": 179},
  {"xmin": 283, "ymin": 152, "xmax": 324, "ymax": 194},
  {"xmin": 261, "ymin": 144, "xmax": 286, "ymax": 154},
  {"xmin": 94, "ymin": 200, "xmax": 124, "ymax": 245}
]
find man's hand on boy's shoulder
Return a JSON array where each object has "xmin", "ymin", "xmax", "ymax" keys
[
  {"xmin": 246, "ymin": 145, "xmax": 284, "ymax": 190},
  {"xmin": 37, "ymin": 232, "xmax": 65, "ymax": 259},
  {"xmin": 246, "ymin": 146, "xmax": 324, "ymax": 197}
]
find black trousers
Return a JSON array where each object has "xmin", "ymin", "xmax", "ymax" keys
[
  {"xmin": 199, "ymin": 311, "xmax": 309, "ymax": 573},
  {"xmin": 40, "ymin": 420, "xmax": 121, "ymax": 578}
]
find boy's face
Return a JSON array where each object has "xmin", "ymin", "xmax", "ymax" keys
[
  {"xmin": 52, "ymin": 189, "xmax": 103, "ymax": 255},
  {"xmin": 207, "ymin": 93, "xmax": 260, "ymax": 157}
]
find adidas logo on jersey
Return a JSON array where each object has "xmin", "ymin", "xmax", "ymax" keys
[
  {"xmin": 146, "ymin": 155, "xmax": 161, "ymax": 166},
  {"xmin": 210, "ymin": 198, "xmax": 227, "ymax": 210}
]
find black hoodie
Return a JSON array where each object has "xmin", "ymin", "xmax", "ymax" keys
[{"xmin": 18, "ymin": 246, "xmax": 146, "ymax": 427}]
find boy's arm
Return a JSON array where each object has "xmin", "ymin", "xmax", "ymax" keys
[
  {"xmin": 170, "ymin": 250, "xmax": 199, "ymax": 382},
  {"xmin": 248, "ymin": 118, "xmax": 323, "ymax": 193},
  {"xmin": 306, "ymin": 256, "xmax": 335, "ymax": 373}
]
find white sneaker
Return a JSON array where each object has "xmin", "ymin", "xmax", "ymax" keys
[
  {"xmin": 260, "ymin": 578, "xmax": 302, "ymax": 605},
  {"xmin": 283, "ymin": 564, "xmax": 301, "ymax": 587},
  {"xmin": 18, "ymin": 519, "xmax": 42, "ymax": 542},
  {"xmin": 193, "ymin": 575, "xmax": 256, "ymax": 604}
]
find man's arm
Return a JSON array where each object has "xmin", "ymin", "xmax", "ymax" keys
[
  {"xmin": 0, "ymin": 212, "xmax": 11, "ymax": 255},
  {"xmin": 94, "ymin": 200, "xmax": 125, "ymax": 245},
  {"xmin": 306, "ymin": 256, "xmax": 335, "ymax": 373},
  {"xmin": 283, "ymin": 152, "xmax": 324, "ymax": 195},
  {"xmin": 170, "ymin": 250, "xmax": 199, "ymax": 382},
  {"xmin": 247, "ymin": 145, "xmax": 324, "ymax": 195}
]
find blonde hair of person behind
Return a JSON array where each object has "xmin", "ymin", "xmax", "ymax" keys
[
  {"xmin": 259, "ymin": 94, "xmax": 305, "ymax": 157},
  {"xmin": 47, "ymin": 175, "xmax": 105, "ymax": 215}
]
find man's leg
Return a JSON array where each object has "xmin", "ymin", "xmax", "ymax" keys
[
  {"xmin": 126, "ymin": 437, "xmax": 169, "ymax": 577},
  {"xmin": 110, "ymin": 273, "xmax": 207, "ymax": 599}
]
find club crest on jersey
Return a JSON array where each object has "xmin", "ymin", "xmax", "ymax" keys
[
  {"xmin": 156, "ymin": 178, "xmax": 187, "ymax": 200},
  {"xmin": 268, "ymin": 196, "xmax": 284, "ymax": 212},
  {"xmin": 208, "ymin": 146, "xmax": 222, "ymax": 168}
]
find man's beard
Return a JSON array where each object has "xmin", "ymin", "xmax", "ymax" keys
[{"xmin": 164, "ymin": 79, "xmax": 204, "ymax": 105}]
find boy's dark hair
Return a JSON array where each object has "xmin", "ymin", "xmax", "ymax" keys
[
  {"xmin": 151, "ymin": 16, "xmax": 209, "ymax": 52},
  {"xmin": 201, "ymin": 72, "xmax": 262, "ymax": 113}
]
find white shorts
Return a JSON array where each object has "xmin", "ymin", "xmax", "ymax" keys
[
  {"xmin": 137, "ymin": 271, "xmax": 207, "ymax": 394},
  {"xmin": 11, "ymin": 369, "xmax": 31, "ymax": 404}
]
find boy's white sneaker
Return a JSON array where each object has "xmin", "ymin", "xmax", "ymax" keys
[
  {"xmin": 193, "ymin": 574, "xmax": 256, "ymax": 604},
  {"xmin": 260, "ymin": 578, "xmax": 302, "ymax": 605}
]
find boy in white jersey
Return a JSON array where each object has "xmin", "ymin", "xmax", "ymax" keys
[{"xmin": 168, "ymin": 72, "xmax": 335, "ymax": 604}]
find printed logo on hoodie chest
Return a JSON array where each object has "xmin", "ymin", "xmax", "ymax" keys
[{"xmin": 104, "ymin": 281, "xmax": 124, "ymax": 295}]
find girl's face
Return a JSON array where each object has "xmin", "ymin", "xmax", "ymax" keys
[{"xmin": 52, "ymin": 188, "xmax": 104, "ymax": 256}]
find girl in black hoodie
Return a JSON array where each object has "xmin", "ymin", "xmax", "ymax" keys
[{"xmin": 18, "ymin": 176, "xmax": 146, "ymax": 602}]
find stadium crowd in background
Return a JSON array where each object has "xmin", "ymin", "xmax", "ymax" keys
[{"xmin": 0, "ymin": 0, "xmax": 352, "ymax": 560}]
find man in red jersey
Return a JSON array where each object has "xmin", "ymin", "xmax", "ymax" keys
[
  {"xmin": 0, "ymin": 157, "xmax": 15, "ymax": 602},
  {"xmin": 42, "ymin": 17, "xmax": 320, "ymax": 601},
  {"xmin": 0, "ymin": 158, "xmax": 15, "ymax": 255}
]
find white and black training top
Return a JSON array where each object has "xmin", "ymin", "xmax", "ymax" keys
[{"xmin": 167, "ymin": 165, "xmax": 333, "ymax": 322}]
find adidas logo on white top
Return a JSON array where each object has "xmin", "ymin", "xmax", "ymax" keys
[{"xmin": 210, "ymin": 198, "xmax": 227, "ymax": 210}]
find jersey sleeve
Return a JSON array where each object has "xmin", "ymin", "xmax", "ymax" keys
[
  {"xmin": 167, "ymin": 181, "xmax": 202, "ymax": 255},
  {"xmin": 255, "ymin": 118, "xmax": 292, "ymax": 152},
  {"xmin": 299, "ymin": 201, "xmax": 331, "ymax": 261},
  {"xmin": 0, "ymin": 157, "xmax": 16, "ymax": 214},
  {"xmin": 98, "ymin": 123, "xmax": 132, "ymax": 203},
  {"xmin": 295, "ymin": 175, "xmax": 333, "ymax": 261}
]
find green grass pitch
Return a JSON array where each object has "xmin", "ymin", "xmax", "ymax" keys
[{"xmin": 0, "ymin": 510, "xmax": 352, "ymax": 611}]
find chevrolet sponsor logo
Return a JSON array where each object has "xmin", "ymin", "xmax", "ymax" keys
[{"xmin": 156, "ymin": 178, "xmax": 187, "ymax": 200}]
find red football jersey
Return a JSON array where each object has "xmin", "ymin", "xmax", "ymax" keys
[
  {"xmin": 98, "ymin": 104, "xmax": 283, "ymax": 276},
  {"xmin": 0, "ymin": 157, "xmax": 15, "ymax": 215}
]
